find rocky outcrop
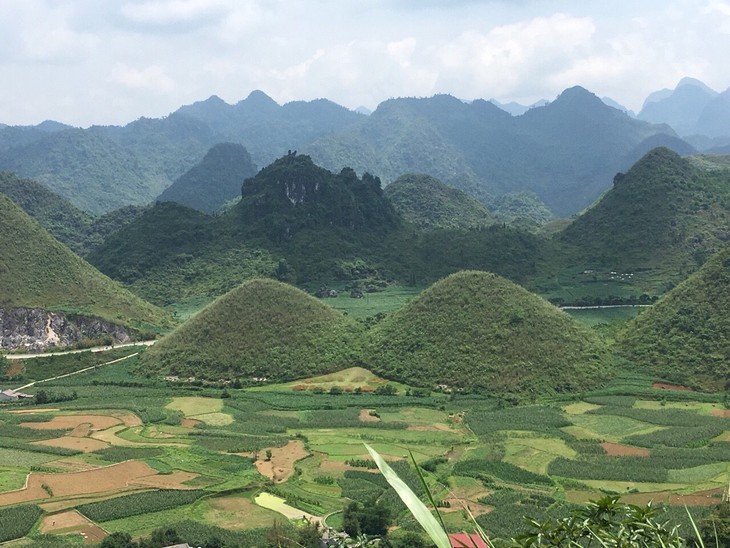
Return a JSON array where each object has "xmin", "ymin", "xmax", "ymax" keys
[{"xmin": 0, "ymin": 307, "xmax": 134, "ymax": 352}]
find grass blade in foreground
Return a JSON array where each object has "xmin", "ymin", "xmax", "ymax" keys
[{"xmin": 364, "ymin": 443, "xmax": 451, "ymax": 548}]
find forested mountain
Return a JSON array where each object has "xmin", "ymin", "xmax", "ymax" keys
[
  {"xmin": 156, "ymin": 143, "xmax": 257, "ymax": 213},
  {"xmin": 0, "ymin": 128, "xmax": 174, "ymax": 214},
  {"xmin": 560, "ymin": 148, "xmax": 730, "ymax": 284},
  {"xmin": 0, "ymin": 193, "xmax": 170, "ymax": 330},
  {"xmin": 306, "ymin": 87, "xmax": 680, "ymax": 215},
  {"xmin": 0, "ymin": 86, "xmax": 685, "ymax": 217},
  {"xmin": 88, "ymin": 154, "xmax": 551, "ymax": 304},
  {"xmin": 0, "ymin": 172, "xmax": 147, "ymax": 255},
  {"xmin": 174, "ymin": 91, "xmax": 364, "ymax": 167},
  {"xmin": 0, "ymin": 93, "xmax": 362, "ymax": 214},
  {"xmin": 384, "ymin": 173, "xmax": 495, "ymax": 230},
  {"xmin": 365, "ymin": 271, "xmax": 612, "ymax": 394},
  {"xmin": 0, "ymin": 171, "xmax": 93, "ymax": 253},
  {"xmin": 619, "ymin": 242, "xmax": 730, "ymax": 391}
]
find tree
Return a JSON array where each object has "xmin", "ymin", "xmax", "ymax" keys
[
  {"xmin": 510, "ymin": 496, "xmax": 684, "ymax": 547},
  {"xmin": 100, "ymin": 532, "xmax": 136, "ymax": 548}
]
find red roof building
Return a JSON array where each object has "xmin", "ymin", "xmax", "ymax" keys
[{"xmin": 449, "ymin": 532, "xmax": 490, "ymax": 548}]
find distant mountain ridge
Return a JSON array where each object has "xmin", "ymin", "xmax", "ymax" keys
[
  {"xmin": 638, "ymin": 78, "xmax": 730, "ymax": 138},
  {"xmin": 156, "ymin": 143, "xmax": 257, "ymax": 213},
  {"xmin": 306, "ymin": 86, "xmax": 680, "ymax": 215},
  {"xmin": 0, "ymin": 85, "xmax": 691, "ymax": 217}
]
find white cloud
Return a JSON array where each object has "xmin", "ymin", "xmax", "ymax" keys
[
  {"xmin": 110, "ymin": 64, "xmax": 176, "ymax": 93},
  {"xmin": 1, "ymin": 1, "xmax": 730, "ymax": 125}
]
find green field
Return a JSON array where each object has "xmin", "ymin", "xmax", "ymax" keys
[{"xmin": 0, "ymin": 349, "xmax": 727, "ymax": 546}]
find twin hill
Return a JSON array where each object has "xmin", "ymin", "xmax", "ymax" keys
[
  {"xmin": 365, "ymin": 271, "xmax": 612, "ymax": 395},
  {"xmin": 0, "ymin": 193, "xmax": 171, "ymax": 332},
  {"xmin": 138, "ymin": 278, "xmax": 363, "ymax": 380},
  {"xmin": 618, "ymin": 242, "xmax": 730, "ymax": 391},
  {"xmin": 143, "ymin": 272, "xmax": 613, "ymax": 395}
]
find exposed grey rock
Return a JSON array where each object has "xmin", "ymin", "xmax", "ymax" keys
[{"xmin": 0, "ymin": 307, "xmax": 133, "ymax": 352}]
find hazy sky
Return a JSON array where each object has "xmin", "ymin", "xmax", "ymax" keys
[{"xmin": 2, "ymin": 0, "xmax": 729, "ymax": 127}]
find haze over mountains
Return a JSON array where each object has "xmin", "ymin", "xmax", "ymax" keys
[{"xmin": 3, "ymin": 79, "xmax": 728, "ymax": 219}]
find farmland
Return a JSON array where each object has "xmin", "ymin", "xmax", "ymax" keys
[{"xmin": 0, "ymin": 346, "xmax": 728, "ymax": 546}]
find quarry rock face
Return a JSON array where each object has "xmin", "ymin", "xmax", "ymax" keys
[{"xmin": 0, "ymin": 307, "xmax": 133, "ymax": 352}]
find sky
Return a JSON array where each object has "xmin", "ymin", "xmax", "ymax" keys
[{"xmin": 1, "ymin": 0, "xmax": 729, "ymax": 127}]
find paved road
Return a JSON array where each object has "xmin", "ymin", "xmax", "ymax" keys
[{"xmin": 3, "ymin": 340, "xmax": 156, "ymax": 360}]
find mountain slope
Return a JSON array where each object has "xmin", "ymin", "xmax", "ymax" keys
[
  {"xmin": 365, "ymin": 270, "xmax": 612, "ymax": 395},
  {"xmin": 560, "ymin": 147, "xmax": 730, "ymax": 283},
  {"xmin": 157, "ymin": 143, "xmax": 257, "ymax": 213},
  {"xmin": 618, "ymin": 243, "xmax": 730, "ymax": 391},
  {"xmin": 0, "ymin": 194, "xmax": 171, "ymax": 330},
  {"xmin": 138, "ymin": 278, "xmax": 362, "ymax": 380},
  {"xmin": 0, "ymin": 129, "xmax": 170, "ymax": 214},
  {"xmin": 174, "ymin": 91, "xmax": 364, "ymax": 167},
  {"xmin": 384, "ymin": 173, "xmax": 495, "ymax": 229},
  {"xmin": 0, "ymin": 171, "xmax": 93, "ymax": 253},
  {"xmin": 307, "ymin": 88, "xmax": 676, "ymax": 215},
  {"xmin": 638, "ymin": 78, "xmax": 718, "ymax": 136}
]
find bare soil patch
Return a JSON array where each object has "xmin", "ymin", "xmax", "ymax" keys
[
  {"xmin": 112, "ymin": 411, "xmax": 143, "ymax": 427},
  {"xmin": 34, "ymin": 437, "xmax": 109, "ymax": 453},
  {"xmin": 711, "ymin": 409, "xmax": 730, "ymax": 417},
  {"xmin": 255, "ymin": 440, "xmax": 309, "ymax": 483},
  {"xmin": 359, "ymin": 409, "xmax": 380, "ymax": 423},
  {"xmin": 131, "ymin": 471, "xmax": 199, "ymax": 489},
  {"xmin": 622, "ymin": 487, "xmax": 724, "ymax": 507},
  {"xmin": 600, "ymin": 442, "xmax": 650, "ymax": 457},
  {"xmin": 69, "ymin": 423, "xmax": 92, "ymax": 437},
  {"xmin": 0, "ymin": 461, "xmax": 158, "ymax": 506},
  {"xmin": 5, "ymin": 361, "xmax": 23, "ymax": 376},
  {"xmin": 180, "ymin": 418, "xmax": 202, "ymax": 428},
  {"xmin": 652, "ymin": 382, "xmax": 693, "ymax": 391},
  {"xmin": 21, "ymin": 415, "xmax": 122, "ymax": 431},
  {"xmin": 41, "ymin": 511, "xmax": 108, "ymax": 544}
]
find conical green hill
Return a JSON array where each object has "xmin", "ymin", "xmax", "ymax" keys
[
  {"xmin": 139, "ymin": 278, "xmax": 363, "ymax": 380},
  {"xmin": 384, "ymin": 173, "xmax": 495, "ymax": 230},
  {"xmin": 365, "ymin": 270, "xmax": 612, "ymax": 395},
  {"xmin": 618, "ymin": 243, "xmax": 730, "ymax": 391},
  {"xmin": 0, "ymin": 193, "xmax": 170, "ymax": 330}
]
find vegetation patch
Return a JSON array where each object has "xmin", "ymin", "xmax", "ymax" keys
[
  {"xmin": 0, "ymin": 503, "xmax": 44, "ymax": 542},
  {"xmin": 77, "ymin": 489, "xmax": 207, "ymax": 522}
]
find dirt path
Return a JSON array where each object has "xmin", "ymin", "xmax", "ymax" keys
[
  {"xmin": 14, "ymin": 352, "xmax": 142, "ymax": 391},
  {"xmin": 4, "ymin": 340, "xmax": 156, "ymax": 361}
]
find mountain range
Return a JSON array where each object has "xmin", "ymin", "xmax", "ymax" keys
[{"xmin": 0, "ymin": 84, "xmax": 704, "ymax": 218}]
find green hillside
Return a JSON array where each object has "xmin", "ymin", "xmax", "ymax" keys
[
  {"xmin": 0, "ymin": 194, "xmax": 171, "ymax": 331},
  {"xmin": 88, "ymin": 154, "xmax": 553, "ymax": 304},
  {"xmin": 156, "ymin": 143, "xmax": 258, "ymax": 213},
  {"xmin": 139, "ymin": 278, "xmax": 363, "ymax": 380},
  {"xmin": 0, "ymin": 172, "xmax": 147, "ymax": 256},
  {"xmin": 618, "ymin": 243, "xmax": 730, "ymax": 391},
  {"xmin": 384, "ymin": 173, "xmax": 495, "ymax": 229},
  {"xmin": 0, "ymin": 129, "xmax": 172, "ymax": 214},
  {"xmin": 560, "ymin": 147, "xmax": 730, "ymax": 292},
  {"xmin": 0, "ymin": 171, "xmax": 93, "ymax": 254},
  {"xmin": 364, "ymin": 270, "xmax": 613, "ymax": 395}
]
